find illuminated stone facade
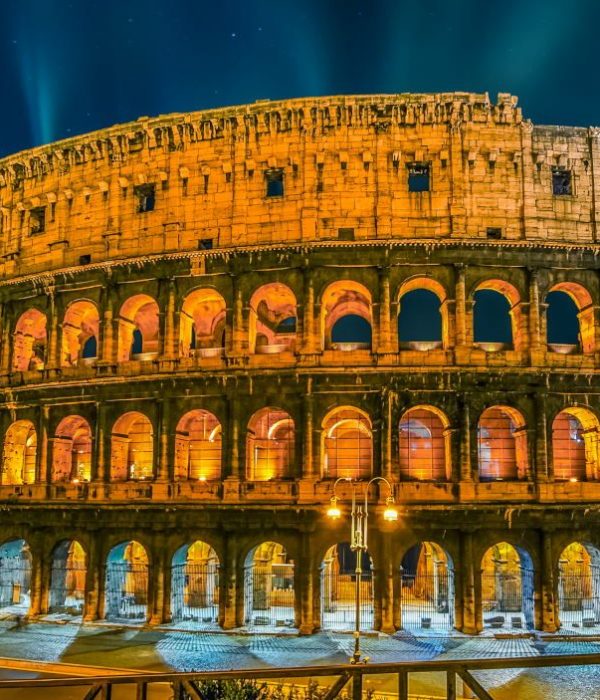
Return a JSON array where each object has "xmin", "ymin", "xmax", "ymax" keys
[{"xmin": 0, "ymin": 93, "xmax": 600, "ymax": 634}]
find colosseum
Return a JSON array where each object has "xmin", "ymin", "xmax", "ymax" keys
[{"xmin": 0, "ymin": 91, "xmax": 599, "ymax": 637}]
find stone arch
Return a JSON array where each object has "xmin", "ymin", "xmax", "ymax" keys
[
  {"xmin": 117, "ymin": 294, "xmax": 159, "ymax": 362},
  {"xmin": 481, "ymin": 542, "xmax": 535, "ymax": 631},
  {"xmin": 320, "ymin": 542, "xmax": 374, "ymax": 631},
  {"xmin": 110, "ymin": 412, "xmax": 154, "ymax": 481},
  {"xmin": 48, "ymin": 540, "xmax": 86, "ymax": 617},
  {"xmin": 399, "ymin": 406, "xmax": 450, "ymax": 481},
  {"xmin": 0, "ymin": 538, "xmax": 31, "ymax": 615},
  {"xmin": 546, "ymin": 282, "xmax": 594, "ymax": 354},
  {"xmin": 397, "ymin": 277, "xmax": 448, "ymax": 350},
  {"xmin": 52, "ymin": 415, "xmax": 92, "ymax": 483},
  {"xmin": 244, "ymin": 541, "xmax": 295, "ymax": 629},
  {"xmin": 246, "ymin": 407, "xmax": 295, "ymax": 480},
  {"xmin": 170, "ymin": 541, "xmax": 219, "ymax": 627},
  {"xmin": 400, "ymin": 542, "xmax": 454, "ymax": 630},
  {"xmin": 61, "ymin": 300, "xmax": 100, "ymax": 367},
  {"xmin": 472, "ymin": 279, "xmax": 522, "ymax": 351},
  {"xmin": 104, "ymin": 540, "xmax": 149, "ymax": 623},
  {"xmin": 174, "ymin": 410, "xmax": 222, "ymax": 481},
  {"xmin": 249, "ymin": 282, "xmax": 297, "ymax": 354},
  {"xmin": 322, "ymin": 407, "xmax": 372, "ymax": 480},
  {"xmin": 477, "ymin": 406, "xmax": 528, "ymax": 481},
  {"xmin": 558, "ymin": 541, "xmax": 600, "ymax": 632},
  {"xmin": 13, "ymin": 308, "xmax": 47, "ymax": 371},
  {"xmin": 321, "ymin": 280, "xmax": 372, "ymax": 350},
  {"xmin": 2, "ymin": 420, "xmax": 37, "ymax": 485},
  {"xmin": 552, "ymin": 407, "xmax": 600, "ymax": 482},
  {"xmin": 180, "ymin": 288, "xmax": 226, "ymax": 358}
]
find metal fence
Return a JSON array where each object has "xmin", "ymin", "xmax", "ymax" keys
[
  {"xmin": 321, "ymin": 570, "xmax": 374, "ymax": 631},
  {"xmin": 400, "ymin": 571, "xmax": 454, "ymax": 630},
  {"xmin": 104, "ymin": 563, "xmax": 148, "ymax": 622},
  {"xmin": 481, "ymin": 568, "xmax": 534, "ymax": 631},
  {"xmin": 244, "ymin": 564, "xmax": 295, "ymax": 628},
  {"xmin": 48, "ymin": 557, "xmax": 86, "ymax": 616},
  {"xmin": 171, "ymin": 563, "xmax": 219, "ymax": 627},
  {"xmin": 0, "ymin": 555, "xmax": 31, "ymax": 612},
  {"xmin": 559, "ymin": 566, "xmax": 600, "ymax": 631}
]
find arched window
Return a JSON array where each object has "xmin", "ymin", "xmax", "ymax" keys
[
  {"xmin": 249, "ymin": 283, "xmax": 297, "ymax": 354},
  {"xmin": 321, "ymin": 281, "xmax": 372, "ymax": 350},
  {"xmin": 244, "ymin": 542, "xmax": 295, "ymax": 629},
  {"xmin": 477, "ymin": 406, "xmax": 528, "ymax": 481},
  {"xmin": 104, "ymin": 541, "xmax": 148, "ymax": 623},
  {"xmin": 2, "ymin": 420, "xmax": 37, "ymax": 485},
  {"xmin": 13, "ymin": 309, "xmax": 47, "ymax": 371},
  {"xmin": 52, "ymin": 415, "xmax": 92, "ymax": 483},
  {"xmin": 0, "ymin": 539, "xmax": 31, "ymax": 614},
  {"xmin": 49, "ymin": 540, "xmax": 86, "ymax": 617},
  {"xmin": 552, "ymin": 408, "xmax": 600, "ymax": 481},
  {"xmin": 180, "ymin": 289, "xmax": 226, "ymax": 358},
  {"xmin": 399, "ymin": 407, "xmax": 449, "ymax": 481},
  {"xmin": 171, "ymin": 541, "xmax": 219, "ymax": 627},
  {"xmin": 473, "ymin": 280, "xmax": 521, "ymax": 351},
  {"xmin": 61, "ymin": 301, "xmax": 99, "ymax": 367},
  {"xmin": 546, "ymin": 283, "xmax": 594, "ymax": 354},
  {"xmin": 111, "ymin": 412, "xmax": 154, "ymax": 481},
  {"xmin": 322, "ymin": 407, "xmax": 372, "ymax": 480},
  {"xmin": 117, "ymin": 295, "xmax": 159, "ymax": 362},
  {"xmin": 558, "ymin": 542, "xmax": 600, "ymax": 632},
  {"xmin": 246, "ymin": 408, "xmax": 295, "ymax": 480},
  {"xmin": 175, "ymin": 410, "xmax": 222, "ymax": 481},
  {"xmin": 398, "ymin": 278, "xmax": 446, "ymax": 350}
]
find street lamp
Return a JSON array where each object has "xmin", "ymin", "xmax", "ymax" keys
[{"xmin": 326, "ymin": 476, "xmax": 398, "ymax": 664}]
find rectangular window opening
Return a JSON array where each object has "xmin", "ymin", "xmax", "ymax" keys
[
  {"xmin": 408, "ymin": 163, "xmax": 430, "ymax": 192},
  {"xmin": 199, "ymin": 238, "xmax": 213, "ymax": 250},
  {"xmin": 552, "ymin": 167, "xmax": 572, "ymax": 196},
  {"xmin": 338, "ymin": 227, "xmax": 355, "ymax": 241},
  {"xmin": 486, "ymin": 227, "xmax": 502, "ymax": 240},
  {"xmin": 30, "ymin": 207, "xmax": 46, "ymax": 234},
  {"xmin": 265, "ymin": 169, "xmax": 284, "ymax": 198},
  {"xmin": 79, "ymin": 254, "xmax": 92, "ymax": 265},
  {"xmin": 134, "ymin": 184, "xmax": 156, "ymax": 213}
]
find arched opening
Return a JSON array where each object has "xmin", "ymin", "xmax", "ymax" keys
[
  {"xmin": 473, "ymin": 281, "xmax": 521, "ymax": 351},
  {"xmin": 552, "ymin": 408, "xmax": 600, "ymax": 481},
  {"xmin": 321, "ymin": 543, "xmax": 373, "ymax": 631},
  {"xmin": 477, "ymin": 406, "xmax": 528, "ymax": 481},
  {"xmin": 111, "ymin": 412, "xmax": 154, "ymax": 481},
  {"xmin": 398, "ymin": 282, "xmax": 445, "ymax": 351},
  {"xmin": 481, "ymin": 542, "xmax": 534, "ymax": 631},
  {"xmin": 170, "ymin": 541, "xmax": 219, "ymax": 628},
  {"xmin": 246, "ymin": 408, "xmax": 295, "ymax": 481},
  {"xmin": 322, "ymin": 407, "xmax": 372, "ymax": 480},
  {"xmin": 104, "ymin": 541, "xmax": 149, "ymax": 623},
  {"xmin": 117, "ymin": 295, "xmax": 159, "ymax": 362},
  {"xmin": 546, "ymin": 283, "xmax": 594, "ymax": 355},
  {"xmin": 2, "ymin": 420, "xmax": 37, "ymax": 485},
  {"xmin": 61, "ymin": 300, "xmax": 100, "ymax": 367},
  {"xmin": 249, "ymin": 283, "xmax": 297, "ymax": 354},
  {"xmin": 0, "ymin": 539, "xmax": 31, "ymax": 615},
  {"xmin": 559, "ymin": 542, "xmax": 600, "ymax": 632},
  {"xmin": 400, "ymin": 543, "xmax": 454, "ymax": 630},
  {"xmin": 174, "ymin": 410, "xmax": 222, "ymax": 481},
  {"xmin": 244, "ymin": 542, "xmax": 295, "ymax": 629},
  {"xmin": 13, "ymin": 309, "xmax": 47, "ymax": 371},
  {"xmin": 399, "ymin": 407, "xmax": 450, "ymax": 481},
  {"xmin": 322, "ymin": 281, "xmax": 372, "ymax": 351},
  {"xmin": 49, "ymin": 540, "xmax": 86, "ymax": 618},
  {"xmin": 180, "ymin": 288, "xmax": 226, "ymax": 358},
  {"xmin": 52, "ymin": 415, "xmax": 92, "ymax": 483}
]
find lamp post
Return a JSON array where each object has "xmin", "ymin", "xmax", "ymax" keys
[{"xmin": 327, "ymin": 476, "xmax": 398, "ymax": 664}]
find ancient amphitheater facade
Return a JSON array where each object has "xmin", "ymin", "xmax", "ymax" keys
[{"xmin": 0, "ymin": 92, "xmax": 599, "ymax": 634}]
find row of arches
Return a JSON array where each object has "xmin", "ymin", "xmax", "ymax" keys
[
  {"xmin": 3, "ymin": 538, "xmax": 599, "ymax": 633},
  {"xmin": 2, "ymin": 404, "xmax": 598, "ymax": 485},
  {"xmin": 10, "ymin": 278, "xmax": 595, "ymax": 371}
]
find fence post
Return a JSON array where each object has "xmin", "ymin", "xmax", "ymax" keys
[
  {"xmin": 398, "ymin": 671, "xmax": 408, "ymax": 700},
  {"xmin": 446, "ymin": 671, "xmax": 456, "ymax": 700},
  {"xmin": 352, "ymin": 670, "xmax": 362, "ymax": 700}
]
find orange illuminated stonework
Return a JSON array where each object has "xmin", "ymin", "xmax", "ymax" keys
[{"xmin": 0, "ymin": 93, "xmax": 600, "ymax": 634}]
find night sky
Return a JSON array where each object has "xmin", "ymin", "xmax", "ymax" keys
[{"xmin": 1, "ymin": 0, "xmax": 600, "ymax": 157}]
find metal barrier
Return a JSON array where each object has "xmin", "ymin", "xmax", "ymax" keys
[
  {"xmin": 0, "ymin": 653, "xmax": 599, "ymax": 699},
  {"xmin": 104, "ymin": 562, "xmax": 148, "ymax": 622},
  {"xmin": 321, "ymin": 570, "xmax": 374, "ymax": 631},
  {"xmin": 170, "ymin": 563, "xmax": 219, "ymax": 627},
  {"xmin": 400, "ymin": 572, "xmax": 454, "ymax": 631},
  {"xmin": 244, "ymin": 564, "xmax": 295, "ymax": 628},
  {"xmin": 559, "ymin": 569, "xmax": 600, "ymax": 631}
]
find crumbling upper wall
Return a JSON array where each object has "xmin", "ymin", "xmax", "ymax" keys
[{"xmin": 0, "ymin": 92, "xmax": 597, "ymax": 280}]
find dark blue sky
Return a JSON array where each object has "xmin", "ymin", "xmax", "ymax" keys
[{"xmin": 0, "ymin": 0, "xmax": 598, "ymax": 157}]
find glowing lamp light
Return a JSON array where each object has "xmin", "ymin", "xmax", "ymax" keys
[
  {"xmin": 327, "ymin": 496, "xmax": 342, "ymax": 519},
  {"xmin": 569, "ymin": 477, "xmax": 579, "ymax": 483},
  {"xmin": 198, "ymin": 475, "xmax": 207, "ymax": 482},
  {"xmin": 383, "ymin": 497, "xmax": 398, "ymax": 522}
]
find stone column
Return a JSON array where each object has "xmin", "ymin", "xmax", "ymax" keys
[
  {"xmin": 377, "ymin": 267, "xmax": 393, "ymax": 353},
  {"xmin": 297, "ymin": 533, "xmax": 318, "ymax": 634},
  {"xmin": 535, "ymin": 392, "xmax": 550, "ymax": 482},
  {"xmin": 541, "ymin": 529, "xmax": 559, "ymax": 632},
  {"xmin": 36, "ymin": 405, "xmax": 49, "ymax": 484},
  {"xmin": 83, "ymin": 536, "xmax": 102, "ymax": 622},
  {"xmin": 528, "ymin": 268, "xmax": 542, "ymax": 355},
  {"xmin": 161, "ymin": 278, "xmax": 177, "ymax": 360},
  {"xmin": 225, "ymin": 395, "xmax": 241, "ymax": 481},
  {"xmin": 379, "ymin": 533, "xmax": 396, "ymax": 633},
  {"xmin": 0, "ymin": 304, "xmax": 12, "ymax": 375},
  {"xmin": 301, "ymin": 267, "xmax": 317, "ymax": 354},
  {"xmin": 229, "ymin": 274, "xmax": 245, "ymax": 356},
  {"xmin": 46, "ymin": 290, "xmax": 59, "ymax": 370},
  {"xmin": 94, "ymin": 403, "xmax": 110, "ymax": 483},
  {"xmin": 220, "ymin": 534, "xmax": 238, "ymax": 629},
  {"xmin": 156, "ymin": 398, "xmax": 170, "ymax": 481},
  {"xmin": 382, "ymin": 389, "xmax": 394, "ymax": 480},
  {"xmin": 459, "ymin": 395, "xmax": 472, "ymax": 481},
  {"xmin": 302, "ymin": 390, "xmax": 315, "ymax": 478},
  {"xmin": 100, "ymin": 283, "xmax": 116, "ymax": 365},
  {"xmin": 454, "ymin": 265, "xmax": 468, "ymax": 346},
  {"xmin": 148, "ymin": 541, "xmax": 167, "ymax": 625},
  {"xmin": 28, "ymin": 542, "xmax": 44, "ymax": 617},
  {"xmin": 459, "ymin": 530, "xmax": 479, "ymax": 634}
]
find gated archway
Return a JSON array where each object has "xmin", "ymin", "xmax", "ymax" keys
[
  {"xmin": 400, "ymin": 542, "xmax": 454, "ymax": 631},
  {"xmin": 244, "ymin": 542, "xmax": 295, "ymax": 629},
  {"xmin": 49, "ymin": 540, "xmax": 86, "ymax": 617},
  {"xmin": 0, "ymin": 539, "xmax": 31, "ymax": 615},
  {"xmin": 321, "ymin": 542, "xmax": 374, "ymax": 631},
  {"xmin": 104, "ymin": 541, "xmax": 149, "ymax": 623},
  {"xmin": 558, "ymin": 542, "xmax": 600, "ymax": 632},
  {"xmin": 170, "ymin": 541, "xmax": 219, "ymax": 628},
  {"xmin": 481, "ymin": 542, "xmax": 534, "ymax": 631}
]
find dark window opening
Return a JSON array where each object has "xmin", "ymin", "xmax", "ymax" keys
[
  {"xmin": 276, "ymin": 316, "xmax": 296, "ymax": 333},
  {"xmin": 338, "ymin": 227, "xmax": 355, "ymax": 241},
  {"xmin": 408, "ymin": 163, "xmax": 430, "ymax": 192},
  {"xmin": 398, "ymin": 289, "xmax": 442, "ymax": 343},
  {"xmin": 30, "ymin": 207, "xmax": 46, "ymax": 234},
  {"xmin": 546, "ymin": 291, "xmax": 580, "ymax": 346},
  {"xmin": 552, "ymin": 168, "xmax": 572, "ymax": 196},
  {"xmin": 182, "ymin": 178, "xmax": 188, "ymax": 196},
  {"xmin": 50, "ymin": 203, "xmax": 56, "ymax": 221},
  {"xmin": 203, "ymin": 175, "xmax": 209, "ymax": 194},
  {"xmin": 265, "ymin": 169, "xmax": 284, "ymax": 197},
  {"xmin": 473, "ymin": 290, "xmax": 512, "ymax": 345},
  {"xmin": 82, "ymin": 336, "xmax": 97, "ymax": 359},
  {"xmin": 79, "ymin": 254, "xmax": 91, "ymax": 265},
  {"xmin": 331, "ymin": 315, "xmax": 372, "ymax": 345},
  {"xmin": 199, "ymin": 238, "xmax": 213, "ymax": 250},
  {"xmin": 190, "ymin": 327, "xmax": 197, "ymax": 350},
  {"xmin": 134, "ymin": 184, "xmax": 155, "ymax": 213},
  {"xmin": 486, "ymin": 227, "xmax": 502, "ymax": 240},
  {"xmin": 131, "ymin": 329, "xmax": 143, "ymax": 355}
]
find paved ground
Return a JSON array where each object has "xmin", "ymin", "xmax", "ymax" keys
[{"xmin": 0, "ymin": 622, "xmax": 599, "ymax": 698}]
